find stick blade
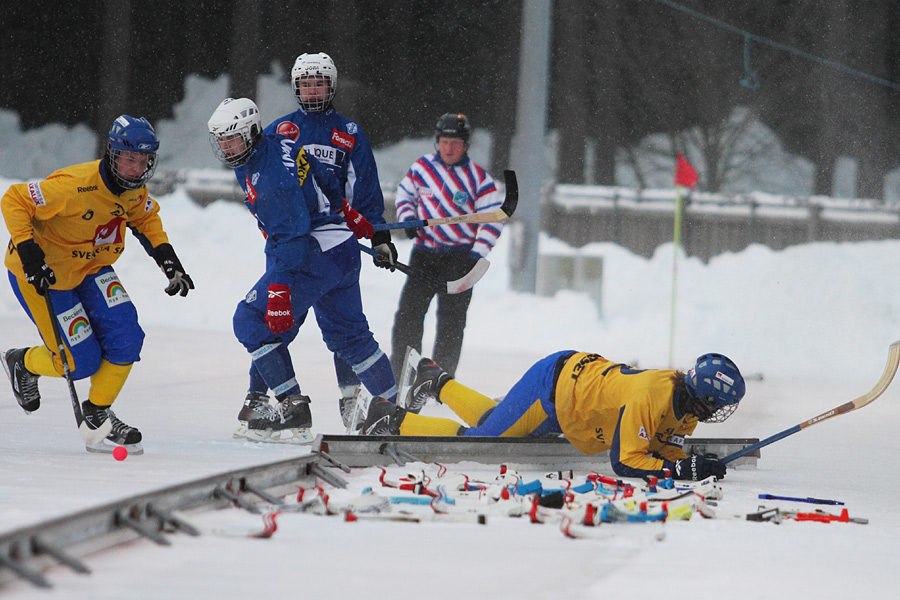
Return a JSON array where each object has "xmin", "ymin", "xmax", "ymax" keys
[
  {"xmin": 849, "ymin": 339, "xmax": 900, "ymax": 410},
  {"xmin": 446, "ymin": 258, "xmax": 490, "ymax": 294},
  {"xmin": 79, "ymin": 419, "xmax": 112, "ymax": 446},
  {"xmin": 498, "ymin": 170, "xmax": 518, "ymax": 220}
]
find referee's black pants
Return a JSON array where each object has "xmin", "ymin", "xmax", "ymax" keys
[{"xmin": 390, "ymin": 246, "xmax": 474, "ymax": 379}]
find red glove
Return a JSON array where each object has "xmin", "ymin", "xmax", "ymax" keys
[
  {"xmin": 265, "ymin": 284, "xmax": 294, "ymax": 334},
  {"xmin": 340, "ymin": 199, "xmax": 374, "ymax": 239}
]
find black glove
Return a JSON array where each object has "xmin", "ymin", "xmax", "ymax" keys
[
  {"xmin": 153, "ymin": 243, "xmax": 195, "ymax": 297},
  {"xmin": 17, "ymin": 239, "xmax": 56, "ymax": 295},
  {"xmin": 401, "ymin": 220, "xmax": 418, "ymax": 240},
  {"xmin": 371, "ymin": 230, "xmax": 398, "ymax": 271},
  {"xmin": 674, "ymin": 453, "xmax": 726, "ymax": 481}
]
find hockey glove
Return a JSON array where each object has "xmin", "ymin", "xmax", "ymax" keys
[
  {"xmin": 154, "ymin": 243, "xmax": 195, "ymax": 297},
  {"xmin": 340, "ymin": 199, "xmax": 374, "ymax": 239},
  {"xmin": 17, "ymin": 239, "xmax": 56, "ymax": 295},
  {"xmin": 371, "ymin": 230, "xmax": 398, "ymax": 272},
  {"xmin": 674, "ymin": 453, "xmax": 727, "ymax": 481},
  {"xmin": 265, "ymin": 284, "xmax": 294, "ymax": 334}
]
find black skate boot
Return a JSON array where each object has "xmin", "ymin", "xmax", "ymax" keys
[
  {"xmin": 361, "ymin": 397, "xmax": 406, "ymax": 435},
  {"xmin": 2, "ymin": 347, "xmax": 41, "ymax": 413},
  {"xmin": 406, "ymin": 357, "xmax": 451, "ymax": 414},
  {"xmin": 83, "ymin": 401, "xmax": 144, "ymax": 454},
  {"xmin": 245, "ymin": 393, "xmax": 313, "ymax": 444},
  {"xmin": 234, "ymin": 391, "xmax": 273, "ymax": 439}
]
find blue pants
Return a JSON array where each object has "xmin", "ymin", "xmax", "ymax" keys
[
  {"xmin": 233, "ymin": 237, "xmax": 396, "ymax": 400},
  {"xmin": 8, "ymin": 267, "xmax": 144, "ymax": 380},
  {"xmin": 462, "ymin": 351, "xmax": 569, "ymax": 437}
]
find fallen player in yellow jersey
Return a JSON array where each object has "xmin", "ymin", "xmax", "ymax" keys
[{"xmin": 362, "ymin": 350, "xmax": 745, "ymax": 480}]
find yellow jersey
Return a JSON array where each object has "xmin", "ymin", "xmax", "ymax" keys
[
  {"xmin": 3, "ymin": 160, "xmax": 169, "ymax": 290},
  {"xmin": 554, "ymin": 353, "xmax": 698, "ymax": 472}
]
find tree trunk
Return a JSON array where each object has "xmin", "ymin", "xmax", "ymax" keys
[
  {"xmin": 96, "ymin": 0, "xmax": 132, "ymax": 157},
  {"xmin": 228, "ymin": 0, "xmax": 262, "ymax": 100},
  {"xmin": 555, "ymin": 0, "xmax": 588, "ymax": 183}
]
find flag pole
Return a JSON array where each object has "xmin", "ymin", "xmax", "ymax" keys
[
  {"xmin": 668, "ymin": 185, "xmax": 684, "ymax": 368},
  {"xmin": 669, "ymin": 153, "xmax": 697, "ymax": 368}
]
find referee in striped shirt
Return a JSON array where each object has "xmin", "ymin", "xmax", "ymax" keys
[{"xmin": 390, "ymin": 113, "xmax": 505, "ymax": 379}]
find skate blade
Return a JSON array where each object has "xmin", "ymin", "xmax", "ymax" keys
[
  {"xmin": 236, "ymin": 428, "xmax": 314, "ymax": 445},
  {"xmin": 85, "ymin": 439, "xmax": 144, "ymax": 455},
  {"xmin": 233, "ymin": 423, "xmax": 250, "ymax": 439}
]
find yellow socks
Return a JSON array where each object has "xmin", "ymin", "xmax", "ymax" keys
[
  {"xmin": 438, "ymin": 380, "xmax": 498, "ymax": 426},
  {"xmin": 24, "ymin": 346, "xmax": 62, "ymax": 377},
  {"xmin": 399, "ymin": 412, "xmax": 464, "ymax": 436},
  {"xmin": 89, "ymin": 361, "xmax": 133, "ymax": 406}
]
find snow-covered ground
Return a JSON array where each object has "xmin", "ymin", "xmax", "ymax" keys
[
  {"xmin": 3, "ymin": 71, "xmax": 900, "ymax": 598},
  {"xmin": 1, "ymin": 191, "xmax": 899, "ymax": 598}
]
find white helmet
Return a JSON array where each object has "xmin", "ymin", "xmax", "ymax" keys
[
  {"xmin": 207, "ymin": 98, "xmax": 261, "ymax": 168},
  {"xmin": 291, "ymin": 52, "xmax": 337, "ymax": 113}
]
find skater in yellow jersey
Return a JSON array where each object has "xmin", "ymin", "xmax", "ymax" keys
[{"xmin": 2, "ymin": 115, "xmax": 194, "ymax": 454}]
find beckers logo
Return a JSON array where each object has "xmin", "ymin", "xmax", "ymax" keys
[
  {"xmin": 57, "ymin": 302, "xmax": 92, "ymax": 346},
  {"xmin": 331, "ymin": 129, "xmax": 355, "ymax": 151},
  {"xmin": 95, "ymin": 271, "xmax": 130, "ymax": 308},
  {"xmin": 276, "ymin": 121, "xmax": 300, "ymax": 141}
]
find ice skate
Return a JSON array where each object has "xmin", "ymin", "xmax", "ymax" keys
[
  {"xmin": 233, "ymin": 391, "xmax": 273, "ymax": 439},
  {"xmin": 82, "ymin": 400, "xmax": 144, "ymax": 455},
  {"xmin": 406, "ymin": 357, "xmax": 451, "ymax": 414},
  {"xmin": 341, "ymin": 386, "xmax": 376, "ymax": 434},
  {"xmin": 361, "ymin": 397, "xmax": 406, "ymax": 435},
  {"xmin": 2, "ymin": 347, "xmax": 41, "ymax": 413},
  {"xmin": 243, "ymin": 393, "xmax": 314, "ymax": 444}
]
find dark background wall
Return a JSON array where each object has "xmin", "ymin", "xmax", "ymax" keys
[{"xmin": 3, "ymin": 0, "xmax": 900, "ymax": 197}]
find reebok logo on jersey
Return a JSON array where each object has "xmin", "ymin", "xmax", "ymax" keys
[
  {"xmin": 77, "ymin": 185, "xmax": 98, "ymax": 193},
  {"xmin": 27, "ymin": 182, "xmax": 46, "ymax": 207},
  {"xmin": 276, "ymin": 121, "xmax": 300, "ymax": 141},
  {"xmin": 331, "ymin": 129, "xmax": 355, "ymax": 151}
]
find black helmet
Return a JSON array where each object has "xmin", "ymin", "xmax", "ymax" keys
[{"xmin": 434, "ymin": 113, "xmax": 471, "ymax": 143}]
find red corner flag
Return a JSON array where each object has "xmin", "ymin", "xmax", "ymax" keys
[{"xmin": 674, "ymin": 153, "xmax": 698, "ymax": 189}]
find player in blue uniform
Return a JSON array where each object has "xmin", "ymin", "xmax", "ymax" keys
[
  {"xmin": 207, "ymin": 97, "xmax": 397, "ymax": 444},
  {"xmin": 256, "ymin": 52, "xmax": 396, "ymax": 430}
]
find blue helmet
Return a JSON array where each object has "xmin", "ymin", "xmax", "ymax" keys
[
  {"xmin": 684, "ymin": 353, "xmax": 745, "ymax": 423},
  {"xmin": 104, "ymin": 115, "xmax": 159, "ymax": 190}
]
